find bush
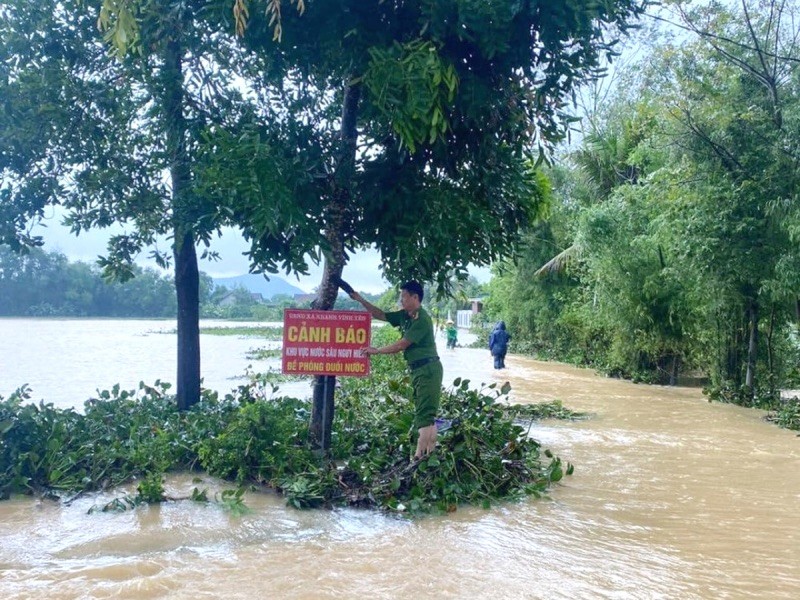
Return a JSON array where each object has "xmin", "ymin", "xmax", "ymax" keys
[{"xmin": 1, "ymin": 339, "xmax": 576, "ymax": 514}]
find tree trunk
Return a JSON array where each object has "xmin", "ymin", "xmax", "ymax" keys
[
  {"xmin": 766, "ymin": 304, "xmax": 775, "ymax": 378},
  {"xmin": 310, "ymin": 375, "xmax": 336, "ymax": 451},
  {"xmin": 309, "ymin": 81, "xmax": 361, "ymax": 450},
  {"xmin": 669, "ymin": 353, "xmax": 679, "ymax": 386},
  {"xmin": 725, "ymin": 314, "xmax": 743, "ymax": 386},
  {"xmin": 163, "ymin": 35, "xmax": 201, "ymax": 411},
  {"xmin": 175, "ymin": 231, "xmax": 200, "ymax": 411},
  {"xmin": 745, "ymin": 300, "xmax": 758, "ymax": 400}
]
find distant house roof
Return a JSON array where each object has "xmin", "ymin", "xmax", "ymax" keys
[
  {"xmin": 293, "ymin": 293, "xmax": 317, "ymax": 304},
  {"xmin": 218, "ymin": 290, "xmax": 237, "ymax": 306},
  {"xmin": 218, "ymin": 290, "xmax": 265, "ymax": 305}
]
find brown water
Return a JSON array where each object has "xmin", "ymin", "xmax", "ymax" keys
[{"xmin": 2, "ymin": 347, "xmax": 799, "ymax": 599}]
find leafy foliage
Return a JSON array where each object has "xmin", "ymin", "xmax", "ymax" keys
[
  {"xmin": 484, "ymin": 1, "xmax": 800, "ymax": 405},
  {"xmin": 364, "ymin": 39, "xmax": 458, "ymax": 152},
  {"xmin": 0, "ymin": 381, "xmax": 196, "ymax": 499},
  {"xmin": 212, "ymin": 0, "xmax": 647, "ymax": 294},
  {"xmin": 2, "ymin": 0, "xmax": 647, "ymax": 416},
  {"xmin": 768, "ymin": 397, "xmax": 800, "ymax": 431},
  {"xmin": 0, "ymin": 245, "xmax": 181, "ymax": 317},
  {"xmin": 197, "ymin": 393, "xmax": 315, "ymax": 485},
  {"xmin": 333, "ymin": 375, "xmax": 575, "ymax": 513},
  {"xmin": 0, "ymin": 334, "xmax": 575, "ymax": 513}
]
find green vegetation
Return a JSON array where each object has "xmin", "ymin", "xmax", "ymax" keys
[
  {"xmin": 0, "ymin": 328, "xmax": 575, "ymax": 513},
  {"xmin": 201, "ymin": 290, "xmax": 301, "ymax": 321},
  {"xmin": 483, "ymin": 2, "xmax": 800, "ymax": 421},
  {"xmin": 425, "ymin": 277, "xmax": 488, "ymax": 329},
  {"xmin": 3, "ymin": 0, "xmax": 796, "ymax": 514},
  {"xmin": 768, "ymin": 398, "xmax": 800, "ymax": 432},
  {"xmin": 245, "ymin": 348, "xmax": 282, "ymax": 360},
  {"xmin": 0, "ymin": 245, "xmax": 391, "ymax": 320},
  {"xmin": 200, "ymin": 326, "xmax": 284, "ymax": 339},
  {"xmin": 0, "ymin": 246, "xmax": 179, "ymax": 318},
  {"xmin": 200, "ymin": 287, "xmax": 394, "ymax": 322},
  {"xmin": 242, "ymin": 367, "xmax": 310, "ymax": 387}
]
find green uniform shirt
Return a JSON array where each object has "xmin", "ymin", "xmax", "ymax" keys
[
  {"xmin": 385, "ymin": 306, "xmax": 441, "ymax": 429},
  {"xmin": 385, "ymin": 307, "xmax": 438, "ymax": 364}
]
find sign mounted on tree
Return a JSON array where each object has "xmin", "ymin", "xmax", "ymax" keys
[{"xmin": 282, "ymin": 309, "xmax": 371, "ymax": 377}]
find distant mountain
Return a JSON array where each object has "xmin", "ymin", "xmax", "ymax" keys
[{"xmin": 213, "ymin": 274, "xmax": 306, "ymax": 299}]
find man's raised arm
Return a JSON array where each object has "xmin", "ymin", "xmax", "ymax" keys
[{"xmin": 333, "ymin": 275, "xmax": 387, "ymax": 321}]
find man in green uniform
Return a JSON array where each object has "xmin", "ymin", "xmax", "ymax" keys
[
  {"xmin": 445, "ymin": 319, "xmax": 458, "ymax": 349},
  {"xmin": 335, "ymin": 277, "xmax": 442, "ymax": 459}
]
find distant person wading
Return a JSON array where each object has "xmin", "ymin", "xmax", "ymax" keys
[
  {"xmin": 445, "ymin": 319, "xmax": 458, "ymax": 350},
  {"xmin": 489, "ymin": 321, "xmax": 511, "ymax": 369}
]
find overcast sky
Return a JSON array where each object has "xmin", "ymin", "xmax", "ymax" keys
[
  {"xmin": 32, "ymin": 207, "xmax": 490, "ymax": 295},
  {"xmin": 32, "ymin": 209, "xmax": 387, "ymax": 294}
]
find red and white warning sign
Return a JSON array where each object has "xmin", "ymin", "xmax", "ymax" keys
[{"xmin": 281, "ymin": 309, "xmax": 371, "ymax": 377}]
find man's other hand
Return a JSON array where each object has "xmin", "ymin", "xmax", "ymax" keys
[{"xmin": 414, "ymin": 424, "xmax": 437, "ymax": 459}]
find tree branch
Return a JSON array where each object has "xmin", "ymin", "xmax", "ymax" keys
[{"xmin": 646, "ymin": 11, "xmax": 800, "ymax": 64}]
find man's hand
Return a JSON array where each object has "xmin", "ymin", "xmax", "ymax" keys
[
  {"xmin": 332, "ymin": 275, "xmax": 355, "ymax": 296},
  {"xmin": 414, "ymin": 424, "xmax": 437, "ymax": 459}
]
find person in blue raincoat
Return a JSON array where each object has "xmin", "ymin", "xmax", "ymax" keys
[{"xmin": 488, "ymin": 321, "xmax": 511, "ymax": 369}]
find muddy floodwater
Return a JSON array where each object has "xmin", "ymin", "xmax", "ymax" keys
[{"xmin": 1, "ymin": 319, "xmax": 799, "ymax": 599}]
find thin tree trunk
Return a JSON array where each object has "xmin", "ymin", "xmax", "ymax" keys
[
  {"xmin": 727, "ymin": 312, "xmax": 743, "ymax": 387},
  {"xmin": 164, "ymin": 35, "xmax": 200, "ymax": 411},
  {"xmin": 669, "ymin": 354, "xmax": 679, "ymax": 386},
  {"xmin": 309, "ymin": 81, "xmax": 361, "ymax": 449},
  {"xmin": 745, "ymin": 300, "xmax": 758, "ymax": 400},
  {"xmin": 766, "ymin": 304, "xmax": 775, "ymax": 378},
  {"xmin": 310, "ymin": 375, "xmax": 336, "ymax": 451}
]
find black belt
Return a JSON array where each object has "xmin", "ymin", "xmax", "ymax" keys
[{"xmin": 409, "ymin": 356, "xmax": 439, "ymax": 371}]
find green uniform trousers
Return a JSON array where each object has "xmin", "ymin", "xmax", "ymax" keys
[{"xmin": 410, "ymin": 359, "xmax": 443, "ymax": 429}]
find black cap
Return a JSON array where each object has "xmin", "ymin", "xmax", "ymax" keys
[{"xmin": 401, "ymin": 280, "xmax": 424, "ymax": 301}]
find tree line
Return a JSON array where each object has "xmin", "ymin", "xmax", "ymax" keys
[
  {"xmin": 483, "ymin": 1, "xmax": 800, "ymax": 408},
  {"xmin": 0, "ymin": 245, "xmax": 179, "ymax": 317},
  {"xmin": 0, "ymin": 241, "xmax": 476, "ymax": 324},
  {"xmin": 0, "ymin": 244, "xmax": 317, "ymax": 319}
]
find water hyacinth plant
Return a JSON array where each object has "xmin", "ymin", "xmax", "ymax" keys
[{"xmin": 1, "ymin": 334, "xmax": 577, "ymax": 514}]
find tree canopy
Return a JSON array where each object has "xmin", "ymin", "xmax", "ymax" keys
[
  {"xmin": 485, "ymin": 0, "xmax": 800, "ymax": 402},
  {"xmin": 221, "ymin": 0, "xmax": 647, "ymax": 296},
  {"xmin": 3, "ymin": 0, "xmax": 647, "ymax": 413}
]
